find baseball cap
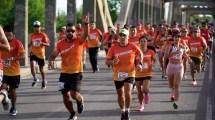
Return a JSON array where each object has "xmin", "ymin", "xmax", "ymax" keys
[
  {"xmin": 118, "ymin": 29, "xmax": 129, "ymax": 35},
  {"xmin": 111, "ymin": 28, "xmax": 116, "ymax": 32},
  {"xmin": 62, "ymin": 26, "xmax": 66, "ymax": 29},
  {"xmin": 33, "ymin": 21, "xmax": 41, "ymax": 26},
  {"xmin": 137, "ymin": 22, "xmax": 142, "ymax": 26},
  {"xmin": 192, "ymin": 27, "xmax": 200, "ymax": 32}
]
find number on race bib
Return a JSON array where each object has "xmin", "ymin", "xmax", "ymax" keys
[
  {"xmin": 191, "ymin": 47, "xmax": 197, "ymax": 52},
  {"xmin": 89, "ymin": 34, "xmax": 96, "ymax": 39},
  {"xmin": 142, "ymin": 62, "xmax": 148, "ymax": 69},
  {"xmin": 118, "ymin": 72, "xmax": 128, "ymax": 81},
  {"xmin": 2, "ymin": 60, "xmax": 11, "ymax": 67},
  {"xmin": 33, "ymin": 41, "xmax": 41, "ymax": 47}
]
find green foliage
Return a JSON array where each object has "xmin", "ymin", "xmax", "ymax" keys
[
  {"xmin": 107, "ymin": 0, "xmax": 122, "ymax": 24},
  {"xmin": 0, "ymin": 0, "xmax": 14, "ymax": 26},
  {"xmin": 28, "ymin": 0, "xmax": 45, "ymax": 33},
  {"xmin": 76, "ymin": 6, "xmax": 83, "ymax": 23},
  {"xmin": 56, "ymin": 10, "xmax": 67, "ymax": 33}
]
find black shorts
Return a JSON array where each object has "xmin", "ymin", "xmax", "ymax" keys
[
  {"xmin": 190, "ymin": 56, "xmax": 202, "ymax": 65},
  {"xmin": 114, "ymin": 77, "xmax": 135, "ymax": 89},
  {"xmin": 2, "ymin": 75, "xmax": 20, "ymax": 88},
  {"xmin": 135, "ymin": 76, "xmax": 152, "ymax": 82},
  {"xmin": 30, "ymin": 53, "xmax": 45, "ymax": 66},
  {"xmin": 59, "ymin": 73, "xmax": 83, "ymax": 94}
]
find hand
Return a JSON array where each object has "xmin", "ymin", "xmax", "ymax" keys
[
  {"xmin": 81, "ymin": 15, "xmax": 89, "ymax": 24},
  {"xmin": 113, "ymin": 56, "xmax": 119, "ymax": 64},
  {"xmin": 136, "ymin": 64, "xmax": 142, "ymax": 72},
  {"xmin": 48, "ymin": 60, "xmax": 54, "ymax": 68}
]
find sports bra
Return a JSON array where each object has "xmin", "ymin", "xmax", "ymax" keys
[{"xmin": 169, "ymin": 44, "xmax": 184, "ymax": 60}]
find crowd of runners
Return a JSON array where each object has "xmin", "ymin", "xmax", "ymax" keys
[{"xmin": 0, "ymin": 14, "xmax": 214, "ymax": 120}]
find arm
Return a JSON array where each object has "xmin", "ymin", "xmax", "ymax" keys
[
  {"xmin": 41, "ymin": 42, "xmax": 50, "ymax": 47},
  {"xmin": 12, "ymin": 52, "xmax": 25, "ymax": 61},
  {"xmin": 48, "ymin": 51, "xmax": 59, "ymax": 67},
  {"xmin": 0, "ymin": 26, "xmax": 10, "ymax": 51},
  {"xmin": 80, "ymin": 16, "xmax": 89, "ymax": 43}
]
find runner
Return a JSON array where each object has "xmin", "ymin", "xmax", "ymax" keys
[
  {"xmin": 135, "ymin": 35, "xmax": 156, "ymax": 112},
  {"xmin": 128, "ymin": 26, "xmax": 140, "ymax": 46},
  {"xmin": 136, "ymin": 22, "xmax": 146, "ymax": 37},
  {"xmin": 88, "ymin": 21, "xmax": 103, "ymax": 73},
  {"xmin": 105, "ymin": 28, "xmax": 143, "ymax": 120},
  {"xmin": 58, "ymin": 26, "xmax": 67, "ymax": 41},
  {"xmin": 0, "ymin": 26, "xmax": 10, "ymax": 111},
  {"xmin": 48, "ymin": 16, "xmax": 89, "ymax": 120},
  {"xmin": 1, "ymin": 25, "xmax": 25, "ymax": 116},
  {"xmin": 164, "ymin": 33, "xmax": 192, "ymax": 109},
  {"xmin": 188, "ymin": 27, "xmax": 207, "ymax": 85},
  {"xmin": 29, "ymin": 21, "xmax": 50, "ymax": 89}
]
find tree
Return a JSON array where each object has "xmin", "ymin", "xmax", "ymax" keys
[
  {"xmin": 28, "ymin": 0, "xmax": 45, "ymax": 33},
  {"xmin": 0, "ymin": 0, "xmax": 14, "ymax": 26},
  {"xmin": 107, "ymin": 0, "xmax": 122, "ymax": 24},
  {"xmin": 56, "ymin": 10, "xmax": 67, "ymax": 33}
]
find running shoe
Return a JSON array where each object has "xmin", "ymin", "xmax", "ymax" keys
[
  {"xmin": 77, "ymin": 96, "xmax": 84, "ymax": 114},
  {"xmin": 9, "ymin": 107, "xmax": 17, "ymax": 116},
  {"xmin": 0, "ymin": 90, "xmax": 10, "ymax": 111},
  {"xmin": 137, "ymin": 104, "xmax": 144, "ymax": 112},
  {"xmin": 68, "ymin": 112, "xmax": 77, "ymax": 120},
  {"xmin": 144, "ymin": 95, "xmax": 150, "ymax": 104},
  {"xmin": 173, "ymin": 102, "xmax": 178, "ymax": 109},
  {"xmin": 202, "ymin": 65, "xmax": 205, "ymax": 71},
  {"xmin": 124, "ymin": 111, "xmax": 131, "ymax": 120},
  {"xmin": 32, "ymin": 78, "xmax": 39, "ymax": 87},
  {"xmin": 183, "ymin": 74, "xmax": 187, "ymax": 79},
  {"xmin": 41, "ymin": 80, "xmax": 47, "ymax": 89},
  {"xmin": 170, "ymin": 93, "xmax": 175, "ymax": 102},
  {"xmin": 121, "ymin": 112, "xmax": 125, "ymax": 120},
  {"xmin": 192, "ymin": 80, "xmax": 197, "ymax": 86}
]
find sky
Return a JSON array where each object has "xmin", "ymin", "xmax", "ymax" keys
[{"xmin": 56, "ymin": 0, "xmax": 83, "ymax": 14}]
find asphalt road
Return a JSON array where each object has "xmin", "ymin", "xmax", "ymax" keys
[{"xmin": 0, "ymin": 51, "xmax": 214, "ymax": 120}]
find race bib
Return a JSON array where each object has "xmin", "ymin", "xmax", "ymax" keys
[
  {"xmin": 89, "ymin": 34, "xmax": 96, "ymax": 39},
  {"xmin": 58, "ymin": 82, "xmax": 65, "ymax": 91},
  {"xmin": 173, "ymin": 54, "xmax": 180, "ymax": 59},
  {"xmin": 191, "ymin": 47, "xmax": 197, "ymax": 52},
  {"xmin": 142, "ymin": 62, "xmax": 148, "ymax": 69},
  {"xmin": 118, "ymin": 72, "xmax": 128, "ymax": 80},
  {"xmin": 2, "ymin": 60, "xmax": 11, "ymax": 67},
  {"xmin": 33, "ymin": 41, "xmax": 41, "ymax": 47}
]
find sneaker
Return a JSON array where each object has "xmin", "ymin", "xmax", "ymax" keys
[
  {"xmin": 124, "ymin": 111, "xmax": 131, "ymax": 120},
  {"xmin": 202, "ymin": 66, "xmax": 205, "ymax": 71},
  {"xmin": 192, "ymin": 80, "xmax": 197, "ymax": 85},
  {"xmin": 144, "ymin": 95, "xmax": 150, "ymax": 104},
  {"xmin": 183, "ymin": 74, "xmax": 187, "ymax": 79},
  {"xmin": 162, "ymin": 75, "xmax": 167, "ymax": 79},
  {"xmin": 137, "ymin": 104, "xmax": 144, "ymax": 112},
  {"xmin": 68, "ymin": 112, "xmax": 77, "ymax": 120},
  {"xmin": 9, "ymin": 107, "xmax": 17, "ymax": 116},
  {"xmin": 0, "ymin": 90, "xmax": 10, "ymax": 111},
  {"xmin": 121, "ymin": 112, "xmax": 125, "ymax": 120},
  {"xmin": 170, "ymin": 93, "xmax": 175, "ymax": 102},
  {"xmin": 173, "ymin": 102, "xmax": 178, "ymax": 109},
  {"xmin": 41, "ymin": 80, "xmax": 47, "ymax": 89},
  {"xmin": 32, "ymin": 79, "xmax": 39, "ymax": 87},
  {"xmin": 77, "ymin": 96, "xmax": 84, "ymax": 114}
]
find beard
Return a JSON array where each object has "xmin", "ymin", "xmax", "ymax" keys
[{"xmin": 67, "ymin": 34, "xmax": 74, "ymax": 40}]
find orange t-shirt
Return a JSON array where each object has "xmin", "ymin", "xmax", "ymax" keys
[
  {"xmin": 188, "ymin": 36, "xmax": 206, "ymax": 58},
  {"xmin": 137, "ymin": 29, "xmax": 146, "ymax": 37},
  {"xmin": 55, "ymin": 37, "xmax": 84, "ymax": 74},
  {"xmin": 136, "ymin": 49, "xmax": 155, "ymax": 77},
  {"xmin": 106, "ymin": 43, "xmax": 142, "ymax": 81},
  {"xmin": 2, "ymin": 38, "xmax": 25, "ymax": 76},
  {"xmin": 58, "ymin": 32, "xmax": 66, "ymax": 40},
  {"xmin": 147, "ymin": 32, "xmax": 157, "ymax": 47},
  {"xmin": 128, "ymin": 35, "xmax": 140, "ymax": 46},
  {"xmin": 88, "ymin": 28, "xmax": 102, "ymax": 48},
  {"xmin": 30, "ymin": 32, "xmax": 50, "ymax": 59},
  {"xmin": 156, "ymin": 34, "xmax": 167, "ymax": 51},
  {"xmin": 103, "ymin": 32, "xmax": 111, "ymax": 49},
  {"xmin": 181, "ymin": 36, "xmax": 190, "ymax": 45},
  {"xmin": 76, "ymin": 28, "xmax": 84, "ymax": 37}
]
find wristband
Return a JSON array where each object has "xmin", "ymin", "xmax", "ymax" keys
[{"xmin": 11, "ymin": 57, "xmax": 14, "ymax": 61}]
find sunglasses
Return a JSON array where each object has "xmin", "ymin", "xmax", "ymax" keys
[
  {"xmin": 182, "ymin": 31, "xmax": 187, "ymax": 33},
  {"xmin": 66, "ymin": 29, "xmax": 75, "ymax": 33}
]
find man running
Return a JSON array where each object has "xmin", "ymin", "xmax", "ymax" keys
[
  {"xmin": 0, "ymin": 26, "xmax": 10, "ymax": 111},
  {"xmin": 1, "ymin": 25, "xmax": 25, "ymax": 116},
  {"xmin": 105, "ymin": 29, "xmax": 143, "ymax": 120},
  {"xmin": 48, "ymin": 16, "xmax": 89, "ymax": 120},
  {"xmin": 29, "ymin": 21, "xmax": 50, "ymax": 89}
]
